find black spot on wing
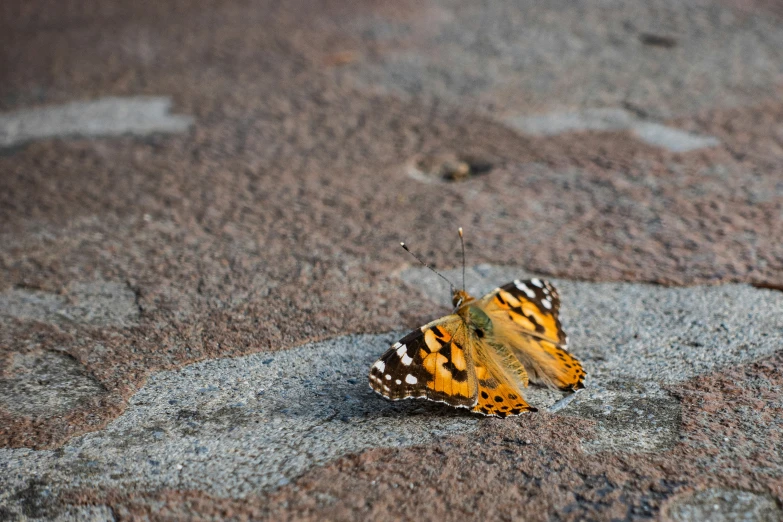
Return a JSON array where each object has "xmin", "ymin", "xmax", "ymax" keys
[
  {"xmin": 430, "ymin": 325, "xmax": 447, "ymax": 339},
  {"xmin": 437, "ymin": 342, "xmax": 470, "ymax": 383}
]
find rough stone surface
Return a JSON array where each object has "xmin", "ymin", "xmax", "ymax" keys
[
  {"xmin": 567, "ymin": 380, "xmax": 681, "ymax": 454},
  {"xmin": 665, "ymin": 488, "xmax": 783, "ymax": 522},
  {"xmin": 0, "ymin": 97, "xmax": 193, "ymax": 148},
  {"xmin": 329, "ymin": 1, "xmax": 783, "ymax": 119},
  {"xmin": 0, "ymin": 334, "xmax": 478, "ymax": 512},
  {"xmin": 1, "ymin": 0, "xmax": 783, "ymax": 518},
  {"xmin": 3, "ymin": 0, "xmax": 783, "ymax": 453},
  {"xmin": 2, "ymin": 271, "xmax": 781, "ymax": 518}
]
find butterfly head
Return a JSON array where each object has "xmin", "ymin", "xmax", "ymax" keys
[{"xmin": 451, "ymin": 288, "xmax": 474, "ymax": 309}]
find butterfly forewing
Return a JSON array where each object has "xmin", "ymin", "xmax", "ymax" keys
[
  {"xmin": 369, "ymin": 317, "xmax": 477, "ymax": 408},
  {"xmin": 488, "ymin": 278, "xmax": 567, "ymax": 345},
  {"xmin": 480, "ymin": 279, "xmax": 586, "ymax": 391},
  {"xmin": 471, "ymin": 339, "xmax": 536, "ymax": 417}
]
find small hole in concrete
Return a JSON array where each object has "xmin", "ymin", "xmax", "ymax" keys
[
  {"xmin": 407, "ymin": 153, "xmax": 494, "ymax": 183},
  {"xmin": 639, "ymin": 33, "xmax": 677, "ymax": 48}
]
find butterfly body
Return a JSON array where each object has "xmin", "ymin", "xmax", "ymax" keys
[{"xmin": 369, "ymin": 279, "xmax": 586, "ymax": 417}]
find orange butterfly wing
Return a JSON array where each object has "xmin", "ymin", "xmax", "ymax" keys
[
  {"xmin": 470, "ymin": 338, "xmax": 537, "ymax": 417},
  {"xmin": 478, "ymin": 279, "xmax": 586, "ymax": 392},
  {"xmin": 369, "ymin": 316, "xmax": 477, "ymax": 408},
  {"xmin": 369, "ymin": 315, "xmax": 536, "ymax": 417}
]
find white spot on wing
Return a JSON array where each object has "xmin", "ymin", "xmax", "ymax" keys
[
  {"xmin": 395, "ymin": 379, "xmax": 402, "ymax": 385},
  {"xmin": 373, "ymin": 361, "xmax": 385, "ymax": 372},
  {"xmin": 405, "ymin": 374, "xmax": 418, "ymax": 385},
  {"xmin": 385, "ymin": 374, "xmax": 392, "ymax": 380},
  {"xmin": 396, "ymin": 344, "xmax": 407, "ymax": 357},
  {"xmin": 541, "ymin": 298, "xmax": 552, "ymax": 310},
  {"xmin": 531, "ymin": 278, "xmax": 543, "ymax": 288},
  {"xmin": 401, "ymin": 353, "xmax": 413, "ymax": 366},
  {"xmin": 514, "ymin": 279, "xmax": 536, "ymax": 298}
]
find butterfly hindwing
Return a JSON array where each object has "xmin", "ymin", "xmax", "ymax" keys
[
  {"xmin": 471, "ymin": 339, "xmax": 536, "ymax": 417},
  {"xmin": 513, "ymin": 336, "xmax": 586, "ymax": 392},
  {"xmin": 369, "ymin": 316, "xmax": 477, "ymax": 408},
  {"xmin": 480, "ymin": 279, "xmax": 586, "ymax": 392}
]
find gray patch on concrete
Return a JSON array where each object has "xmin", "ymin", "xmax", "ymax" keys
[
  {"xmin": 399, "ymin": 264, "xmax": 783, "ymax": 452},
  {"xmin": 566, "ymin": 381, "xmax": 680, "ymax": 453},
  {"xmin": 52, "ymin": 505, "xmax": 116, "ymax": 522},
  {"xmin": 0, "ymin": 288, "xmax": 66, "ymax": 323},
  {"xmin": 7, "ymin": 479, "xmax": 59, "ymax": 520},
  {"xmin": 504, "ymin": 108, "xmax": 720, "ymax": 152},
  {"xmin": 0, "ymin": 351, "xmax": 107, "ymax": 417},
  {"xmin": 666, "ymin": 488, "xmax": 783, "ymax": 522},
  {"xmin": 0, "ymin": 334, "xmax": 479, "ymax": 508},
  {"xmin": 632, "ymin": 122, "xmax": 721, "ymax": 152},
  {"xmin": 0, "ymin": 96, "xmax": 193, "ymax": 148},
  {"xmin": 504, "ymin": 108, "xmax": 635, "ymax": 136},
  {"xmin": 0, "ymin": 281, "xmax": 139, "ymax": 327},
  {"xmin": 59, "ymin": 281, "xmax": 140, "ymax": 327},
  {"xmin": 0, "ymin": 479, "xmax": 115, "ymax": 521}
]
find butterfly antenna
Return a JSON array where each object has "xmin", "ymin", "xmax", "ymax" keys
[
  {"xmin": 458, "ymin": 227, "xmax": 466, "ymax": 291},
  {"xmin": 400, "ymin": 241, "xmax": 456, "ymax": 291}
]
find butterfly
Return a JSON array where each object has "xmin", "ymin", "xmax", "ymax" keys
[{"xmin": 369, "ymin": 229, "xmax": 586, "ymax": 417}]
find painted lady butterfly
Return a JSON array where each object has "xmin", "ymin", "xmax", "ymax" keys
[{"xmin": 369, "ymin": 229, "xmax": 585, "ymax": 417}]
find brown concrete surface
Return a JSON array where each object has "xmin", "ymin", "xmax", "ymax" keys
[{"xmin": 1, "ymin": 0, "xmax": 782, "ymax": 520}]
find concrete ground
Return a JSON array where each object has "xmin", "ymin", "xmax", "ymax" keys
[{"xmin": 1, "ymin": 0, "xmax": 782, "ymax": 520}]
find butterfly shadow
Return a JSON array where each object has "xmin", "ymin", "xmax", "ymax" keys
[{"xmin": 294, "ymin": 377, "xmax": 481, "ymax": 424}]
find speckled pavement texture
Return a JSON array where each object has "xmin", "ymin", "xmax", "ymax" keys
[{"xmin": 1, "ymin": 0, "xmax": 782, "ymax": 520}]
